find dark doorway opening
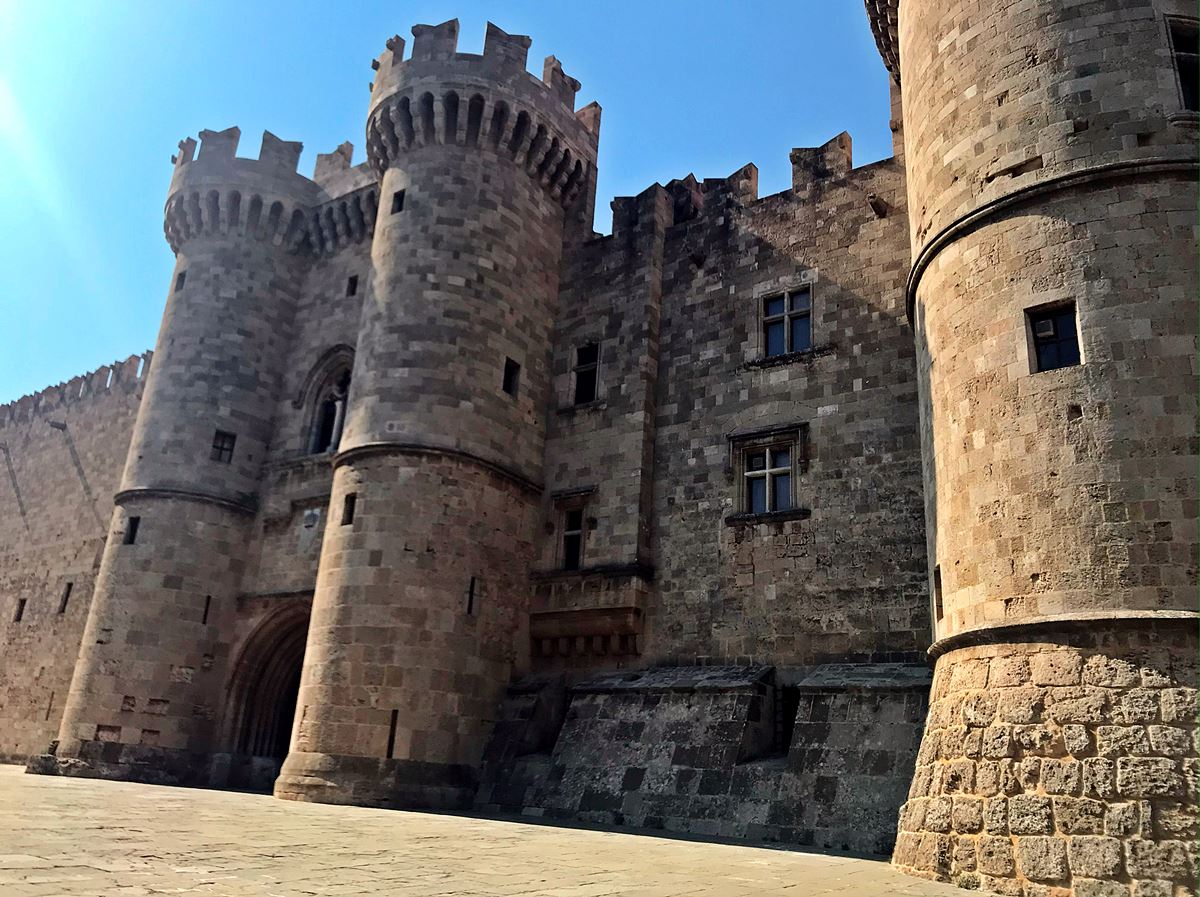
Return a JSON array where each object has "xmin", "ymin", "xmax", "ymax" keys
[{"xmin": 226, "ymin": 606, "xmax": 308, "ymax": 792}]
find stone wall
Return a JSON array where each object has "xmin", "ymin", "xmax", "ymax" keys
[
  {"xmin": 0, "ymin": 356, "xmax": 147, "ymax": 762},
  {"xmin": 894, "ymin": 624, "xmax": 1198, "ymax": 895},
  {"xmin": 477, "ymin": 664, "xmax": 931, "ymax": 857}
]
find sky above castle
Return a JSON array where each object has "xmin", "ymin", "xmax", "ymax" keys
[{"xmin": 0, "ymin": 1, "xmax": 892, "ymax": 405}]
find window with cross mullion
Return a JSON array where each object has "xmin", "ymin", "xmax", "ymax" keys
[
  {"xmin": 763, "ymin": 288, "xmax": 812, "ymax": 358},
  {"xmin": 744, "ymin": 446, "xmax": 793, "ymax": 514}
]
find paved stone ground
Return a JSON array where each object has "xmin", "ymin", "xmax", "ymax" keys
[{"xmin": 0, "ymin": 764, "xmax": 966, "ymax": 897}]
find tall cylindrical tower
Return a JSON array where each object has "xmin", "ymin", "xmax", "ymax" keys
[
  {"xmin": 275, "ymin": 21, "xmax": 599, "ymax": 809},
  {"xmin": 867, "ymin": 1, "xmax": 1199, "ymax": 893},
  {"xmin": 44, "ymin": 129, "xmax": 318, "ymax": 782}
]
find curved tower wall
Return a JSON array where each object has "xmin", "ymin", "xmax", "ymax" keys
[
  {"xmin": 878, "ymin": 0, "xmax": 1199, "ymax": 893},
  {"xmin": 275, "ymin": 21, "xmax": 599, "ymax": 809},
  {"xmin": 49, "ymin": 130, "xmax": 318, "ymax": 781}
]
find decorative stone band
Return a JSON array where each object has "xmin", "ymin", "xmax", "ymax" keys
[
  {"xmin": 113, "ymin": 486, "xmax": 258, "ymax": 517},
  {"xmin": 906, "ymin": 158, "xmax": 1200, "ymax": 323},
  {"xmin": 366, "ymin": 90, "xmax": 591, "ymax": 208},
  {"xmin": 164, "ymin": 188, "xmax": 311, "ymax": 256},
  {"xmin": 333, "ymin": 441, "xmax": 543, "ymax": 495},
  {"xmin": 928, "ymin": 610, "xmax": 1200, "ymax": 660},
  {"xmin": 306, "ymin": 184, "xmax": 379, "ymax": 257}
]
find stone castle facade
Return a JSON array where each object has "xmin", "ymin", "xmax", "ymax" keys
[{"xmin": 1, "ymin": 6, "xmax": 1196, "ymax": 895}]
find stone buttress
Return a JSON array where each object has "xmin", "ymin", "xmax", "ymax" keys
[
  {"xmin": 868, "ymin": 1, "xmax": 1200, "ymax": 893},
  {"xmin": 273, "ymin": 21, "xmax": 600, "ymax": 809}
]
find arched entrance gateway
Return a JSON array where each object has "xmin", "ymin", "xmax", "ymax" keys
[{"xmin": 222, "ymin": 604, "xmax": 309, "ymax": 791}]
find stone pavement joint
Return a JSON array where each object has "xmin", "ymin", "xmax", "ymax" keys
[{"xmin": 0, "ymin": 765, "xmax": 968, "ymax": 897}]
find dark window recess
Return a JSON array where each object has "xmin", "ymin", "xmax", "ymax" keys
[
  {"xmin": 386, "ymin": 708, "xmax": 400, "ymax": 759},
  {"xmin": 210, "ymin": 430, "xmax": 236, "ymax": 464},
  {"xmin": 775, "ymin": 686, "xmax": 802, "ymax": 755},
  {"xmin": 466, "ymin": 576, "xmax": 477, "ymax": 616},
  {"xmin": 502, "ymin": 357, "xmax": 521, "ymax": 397},
  {"xmin": 763, "ymin": 288, "xmax": 812, "ymax": 358},
  {"xmin": 341, "ymin": 493, "xmax": 357, "ymax": 526},
  {"xmin": 1170, "ymin": 18, "xmax": 1199, "ymax": 113},
  {"xmin": 391, "ymin": 190, "xmax": 406, "ymax": 214},
  {"xmin": 1029, "ymin": 304, "xmax": 1081, "ymax": 373},
  {"xmin": 174, "ymin": 271, "xmax": 186, "ymax": 291},
  {"xmin": 933, "ymin": 566, "xmax": 944, "ymax": 622},
  {"xmin": 201, "ymin": 595, "xmax": 212, "ymax": 625},
  {"xmin": 573, "ymin": 343, "xmax": 600, "ymax": 405},
  {"xmin": 562, "ymin": 508, "xmax": 584, "ymax": 571},
  {"xmin": 13, "ymin": 598, "xmax": 26, "ymax": 623},
  {"xmin": 346, "ymin": 275, "xmax": 359, "ymax": 297},
  {"xmin": 58, "ymin": 582, "xmax": 73, "ymax": 614},
  {"xmin": 124, "ymin": 516, "xmax": 141, "ymax": 545},
  {"xmin": 744, "ymin": 446, "xmax": 793, "ymax": 514}
]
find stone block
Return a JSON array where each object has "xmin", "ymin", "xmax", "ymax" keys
[
  {"xmin": 1083, "ymin": 758, "xmax": 1117, "ymax": 798},
  {"xmin": 952, "ymin": 796, "xmax": 983, "ymax": 833},
  {"xmin": 1008, "ymin": 794, "xmax": 1053, "ymax": 834},
  {"xmin": 1067, "ymin": 835, "xmax": 1123, "ymax": 878},
  {"xmin": 984, "ymin": 797, "xmax": 1009, "ymax": 834},
  {"xmin": 1074, "ymin": 882, "xmax": 1132, "ymax": 897},
  {"xmin": 1124, "ymin": 839, "xmax": 1195, "ymax": 881},
  {"xmin": 1159, "ymin": 688, "xmax": 1197, "ymax": 724},
  {"xmin": 1053, "ymin": 796, "xmax": 1104, "ymax": 834},
  {"xmin": 1116, "ymin": 757, "xmax": 1183, "ymax": 798},
  {"xmin": 1097, "ymin": 725, "xmax": 1150, "ymax": 758},
  {"xmin": 1081, "ymin": 656, "xmax": 1140, "ymax": 688},
  {"xmin": 1031, "ymin": 651, "xmax": 1083, "ymax": 687},
  {"xmin": 977, "ymin": 834, "xmax": 1014, "ymax": 876},
  {"xmin": 1040, "ymin": 758, "xmax": 1082, "ymax": 795},
  {"xmin": 990, "ymin": 655, "xmax": 1030, "ymax": 688},
  {"xmin": 1146, "ymin": 725, "xmax": 1190, "ymax": 757},
  {"xmin": 1016, "ymin": 836, "xmax": 1069, "ymax": 882}
]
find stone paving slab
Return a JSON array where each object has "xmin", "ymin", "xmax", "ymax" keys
[{"xmin": 0, "ymin": 765, "xmax": 967, "ymax": 896}]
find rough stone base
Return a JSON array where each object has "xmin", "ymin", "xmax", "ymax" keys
[
  {"xmin": 25, "ymin": 741, "xmax": 214, "ymax": 787},
  {"xmin": 893, "ymin": 621, "xmax": 1198, "ymax": 896},
  {"xmin": 477, "ymin": 663, "xmax": 930, "ymax": 856},
  {"xmin": 274, "ymin": 750, "xmax": 476, "ymax": 811}
]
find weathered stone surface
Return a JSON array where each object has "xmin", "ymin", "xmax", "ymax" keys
[{"xmin": 1016, "ymin": 836, "xmax": 1069, "ymax": 883}]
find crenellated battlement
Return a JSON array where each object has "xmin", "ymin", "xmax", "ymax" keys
[
  {"xmin": 0, "ymin": 353, "xmax": 151, "ymax": 430},
  {"xmin": 164, "ymin": 128, "xmax": 325, "ymax": 255},
  {"xmin": 369, "ymin": 21, "xmax": 584, "ymax": 114},
  {"xmin": 365, "ymin": 21, "xmax": 599, "ymax": 209}
]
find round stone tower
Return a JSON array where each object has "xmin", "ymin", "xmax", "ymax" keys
[
  {"xmin": 274, "ymin": 21, "xmax": 599, "ymax": 809},
  {"xmin": 46, "ymin": 129, "xmax": 318, "ymax": 782},
  {"xmin": 868, "ymin": 1, "xmax": 1199, "ymax": 893}
]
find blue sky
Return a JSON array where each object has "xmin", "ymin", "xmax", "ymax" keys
[{"xmin": 0, "ymin": 2, "xmax": 892, "ymax": 405}]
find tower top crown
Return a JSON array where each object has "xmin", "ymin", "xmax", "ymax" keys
[{"xmin": 365, "ymin": 21, "xmax": 600, "ymax": 209}]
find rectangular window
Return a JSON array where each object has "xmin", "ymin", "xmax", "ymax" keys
[
  {"xmin": 124, "ymin": 516, "xmax": 140, "ymax": 545},
  {"xmin": 1028, "ymin": 303, "xmax": 1080, "ymax": 373},
  {"xmin": 572, "ymin": 343, "xmax": 600, "ymax": 405},
  {"xmin": 13, "ymin": 598, "xmax": 26, "ymax": 623},
  {"xmin": 174, "ymin": 271, "xmax": 186, "ymax": 291},
  {"xmin": 1169, "ymin": 18, "xmax": 1199, "ymax": 113},
  {"xmin": 58, "ymin": 582, "xmax": 73, "ymax": 615},
  {"xmin": 763, "ymin": 288, "xmax": 812, "ymax": 358},
  {"xmin": 502, "ymin": 357, "xmax": 521, "ymax": 397},
  {"xmin": 933, "ymin": 566, "xmax": 944, "ymax": 623},
  {"xmin": 744, "ymin": 446, "xmax": 793, "ymax": 514},
  {"xmin": 391, "ymin": 189, "xmax": 406, "ymax": 214},
  {"xmin": 210, "ymin": 430, "xmax": 236, "ymax": 464},
  {"xmin": 562, "ymin": 508, "xmax": 584, "ymax": 571},
  {"xmin": 346, "ymin": 275, "xmax": 359, "ymax": 297},
  {"xmin": 341, "ymin": 492, "xmax": 357, "ymax": 526}
]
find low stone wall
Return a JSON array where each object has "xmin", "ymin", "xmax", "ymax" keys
[{"xmin": 477, "ymin": 663, "xmax": 930, "ymax": 856}]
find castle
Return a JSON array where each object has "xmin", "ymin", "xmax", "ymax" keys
[{"xmin": 1, "ymin": 5, "xmax": 1196, "ymax": 895}]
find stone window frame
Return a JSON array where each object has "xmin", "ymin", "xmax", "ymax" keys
[
  {"xmin": 746, "ymin": 270, "xmax": 819, "ymax": 366},
  {"xmin": 294, "ymin": 345, "xmax": 355, "ymax": 457},
  {"xmin": 572, "ymin": 342, "xmax": 601, "ymax": 406},
  {"xmin": 210, "ymin": 429, "xmax": 237, "ymax": 464},
  {"xmin": 552, "ymin": 487, "xmax": 594, "ymax": 571},
  {"xmin": 725, "ymin": 422, "xmax": 811, "ymax": 526},
  {"xmin": 1166, "ymin": 15, "xmax": 1199, "ymax": 116},
  {"xmin": 1023, "ymin": 300, "xmax": 1082, "ymax": 375}
]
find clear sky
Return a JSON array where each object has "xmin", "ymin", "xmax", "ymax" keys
[{"xmin": 0, "ymin": 1, "xmax": 892, "ymax": 405}]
